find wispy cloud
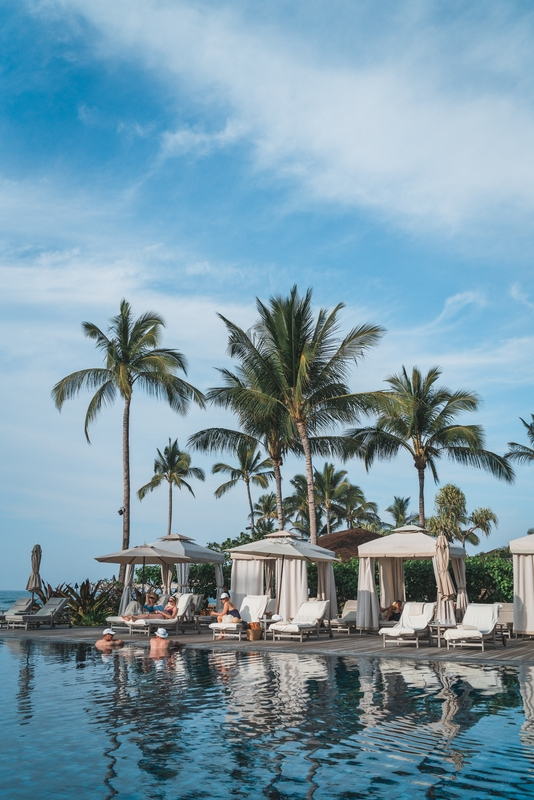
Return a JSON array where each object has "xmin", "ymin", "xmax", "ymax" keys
[
  {"xmin": 510, "ymin": 283, "xmax": 534, "ymax": 310},
  {"xmin": 160, "ymin": 119, "xmax": 245, "ymax": 160},
  {"xmin": 56, "ymin": 0, "xmax": 534, "ymax": 239}
]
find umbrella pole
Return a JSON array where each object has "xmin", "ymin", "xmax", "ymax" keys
[{"xmin": 142, "ymin": 558, "xmax": 145, "ymax": 598}]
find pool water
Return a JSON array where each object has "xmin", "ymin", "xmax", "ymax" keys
[{"xmin": 1, "ymin": 640, "xmax": 534, "ymax": 799}]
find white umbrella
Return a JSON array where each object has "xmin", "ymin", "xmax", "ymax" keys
[
  {"xmin": 95, "ymin": 544, "xmax": 190, "ymax": 597},
  {"xmin": 25, "ymin": 544, "xmax": 42, "ymax": 604},
  {"xmin": 228, "ymin": 531, "xmax": 338, "ymax": 562}
]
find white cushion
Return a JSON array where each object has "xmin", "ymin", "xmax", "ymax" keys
[
  {"xmin": 209, "ymin": 622, "xmax": 242, "ymax": 631},
  {"xmin": 379, "ymin": 626, "xmax": 420, "ymax": 637},
  {"xmin": 444, "ymin": 628, "xmax": 483, "ymax": 641},
  {"xmin": 269, "ymin": 622, "xmax": 316, "ymax": 633}
]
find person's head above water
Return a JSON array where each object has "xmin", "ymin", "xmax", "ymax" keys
[{"xmin": 102, "ymin": 628, "xmax": 115, "ymax": 640}]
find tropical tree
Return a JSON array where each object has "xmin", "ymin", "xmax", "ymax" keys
[
  {"xmin": 314, "ymin": 463, "xmax": 350, "ymax": 536},
  {"xmin": 347, "ymin": 366, "xmax": 514, "ymax": 526},
  {"xmin": 212, "ymin": 441, "xmax": 274, "ymax": 531},
  {"xmin": 331, "ymin": 483, "xmax": 380, "ymax": 529},
  {"xmin": 284, "ymin": 473, "xmax": 324, "ymax": 538},
  {"xmin": 137, "ymin": 438, "xmax": 205, "ymax": 536},
  {"xmin": 253, "ymin": 492, "xmax": 278, "ymax": 528},
  {"xmin": 426, "ymin": 483, "xmax": 498, "ymax": 546},
  {"xmin": 385, "ymin": 496, "xmax": 418, "ymax": 528},
  {"xmin": 51, "ymin": 299, "xmax": 205, "ymax": 569},
  {"xmin": 214, "ymin": 286, "xmax": 384, "ymax": 543},
  {"xmin": 506, "ymin": 415, "xmax": 534, "ymax": 466}
]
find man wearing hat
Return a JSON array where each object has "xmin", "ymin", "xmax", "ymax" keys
[
  {"xmin": 95, "ymin": 628, "xmax": 124, "ymax": 652},
  {"xmin": 149, "ymin": 627, "xmax": 180, "ymax": 657}
]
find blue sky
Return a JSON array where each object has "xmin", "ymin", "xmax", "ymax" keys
[{"xmin": 2, "ymin": 0, "xmax": 534, "ymax": 588}]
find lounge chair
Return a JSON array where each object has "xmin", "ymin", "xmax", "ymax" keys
[
  {"xmin": 328, "ymin": 600, "xmax": 357, "ymax": 635},
  {"xmin": 209, "ymin": 595, "xmax": 269, "ymax": 641},
  {"xmin": 0, "ymin": 597, "xmax": 33, "ymax": 626},
  {"xmin": 269, "ymin": 600, "xmax": 330, "ymax": 643},
  {"xmin": 10, "ymin": 597, "xmax": 71, "ymax": 630},
  {"xmin": 106, "ymin": 600, "xmax": 142, "ymax": 630},
  {"xmin": 495, "ymin": 602, "xmax": 514, "ymax": 641},
  {"xmin": 120, "ymin": 594, "xmax": 194, "ymax": 636},
  {"xmin": 443, "ymin": 603, "xmax": 502, "ymax": 651},
  {"xmin": 379, "ymin": 602, "xmax": 436, "ymax": 648}
]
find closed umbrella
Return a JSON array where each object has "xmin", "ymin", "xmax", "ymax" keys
[
  {"xmin": 26, "ymin": 544, "xmax": 42, "ymax": 605},
  {"xmin": 433, "ymin": 535, "xmax": 457, "ymax": 623}
]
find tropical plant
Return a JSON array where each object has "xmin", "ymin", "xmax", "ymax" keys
[
  {"xmin": 253, "ymin": 492, "xmax": 278, "ymax": 525},
  {"xmin": 313, "ymin": 463, "xmax": 350, "ymax": 535},
  {"xmin": 385, "ymin": 496, "xmax": 418, "ymax": 528},
  {"xmin": 61, "ymin": 580, "xmax": 119, "ymax": 626},
  {"xmin": 138, "ymin": 438, "xmax": 205, "ymax": 536},
  {"xmin": 506, "ymin": 415, "xmax": 534, "ymax": 466},
  {"xmin": 347, "ymin": 366, "xmax": 514, "ymax": 526},
  {"xmin": 51, "ymin": 300, "xmax": 205, "ymax": 573},
  {"xmin": 212, "ymin": 440, "xmax": 274, "ymax": 531},
  {"xmin": 331, "ymin": 483, "xmax": 380, "ymax": 529},
  {"xmin": 426, "ymin": 483, "xmax": 498, "ymax": 546},
  {"xmin": 284, "ymin": 473, "xmax": 324, "ymax": 537},
  {"xmin": 212, "ymin": 286, "xmax": 384, "ymax": 543}
]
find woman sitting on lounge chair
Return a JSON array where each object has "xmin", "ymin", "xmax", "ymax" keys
[
  {"xmin": 122, "ymin": 596, "xmax": 178, "ymax": 622},
  {"xmin": 216, "ymin": 592, "xmax": 241, "ymax": 623},
  {"xmin": 383, "ymin": 601, "xmax": 403, "ymax": 622}
]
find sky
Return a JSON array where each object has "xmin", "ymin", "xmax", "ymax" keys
[{"xmin": 2, "ymin": 0, "xmax": 534, "ymax": 588}]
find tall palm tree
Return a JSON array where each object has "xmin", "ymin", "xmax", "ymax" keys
[
  {"xmin": 212, "ymin": 441, "xmax": 274, "ymax": 531},
  {"xmin": 385, "ymin": 496, "xmax": 418, "ymax": 528},
  {"xmin": 52, "ymin": 300, "xmax": 205, "ymax": 568},
  {"xmin": 347, "ymin": 366, "xmax": 514, "ymax": 526},
  {"xmin": 332, "ymin": 483, "xmax": 379, "ymax": 529},
  {"xmin": 137, "ymin": 439, "xmax": 205, "ymax": 536},
  {"xmin": 284, "ymin": 473, "xmax": 324, "ymax": 538},
  {"xmin": 506, "ymin": 415, "xmax": 534, "ymax": 465},
  {"xmin": 215, "ymin": 286, "xmax": 384, "ymax": 543},
  {"xmin": 314, "ymin": 463, "xmax": 350, "ymax": 536}
]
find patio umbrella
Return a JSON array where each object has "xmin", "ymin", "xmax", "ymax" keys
[
  {"xmin": 25, "ymin": 544, "xmax": 42, "ymax": 605},
  {"xmin": 433, "ymin": 535, "xmax": 457, "ymax": 623},
  {"xmin": 95, "ymin": 544, "xmax": 190, "ymax": 599}
]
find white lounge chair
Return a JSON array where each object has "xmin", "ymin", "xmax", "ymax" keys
[
  {"xmin": 379, "ymin": 602, "xmax": 436, "ymax": 648},
  {"xmin": 10, "ymin": 597, "xmax": 71, "ymax": 630},
  {"xmin": 106, "ymin": 600, "xmax": 142, "ymax": 630},
  {"xmin": 127, "ymin": 594, "xmax": 194, "ymax": 636},
  {"xmin": 1, "ymin": 597, "xmax": 33, "ymax": 626},
  {"xmin": 269, "ymin": 600, "xmax": 329, "ymax": 643},
  {"xmin": 495, "ymin": 602, "xmax": 514, "ymax": 641},
  {"xmin": 328, "ymin": 600, "xmax": 358, "ymax": 635},
  {"xmin": 209, "ymin": 595, "xmax": 269, "ymax": 641},
  {"xmin": 443, "ymin": 603, "xmax": 502, "ymax": 651}
]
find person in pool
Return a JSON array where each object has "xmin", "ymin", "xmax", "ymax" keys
[
  {"xmin": 95, "ymin": 629, "xmax": 124, "ymax": 652},
  {"xmin": 215, "ymin": 592, "xmax": 241, "ymax": 623},
  {"xmin": 149, "ymin": 627, "xmax": 181, "ymax": 657},
  {"xmin": 122, "ymin": 595, "xmax": 179, "ymax": 622}
]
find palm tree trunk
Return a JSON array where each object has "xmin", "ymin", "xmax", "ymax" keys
[
  {"xmin": 245, "ymin": 478, "xmax": 255, "ymax": 533},
  {"xmin": 167, "ymin": 480, "xmax": 173, "ymax": 537},
  {"xmin": 417, "ymin": 466, "xmax": 425, "ymax": 527},
  {"xmin": 120, "ymin": 394, "xmax": 131, "ymax": 583},
  {"xmin": 326, "ymin": 505, "xmax": 331, "ymax": 536},
  {"xmin": 296, "ymin": 421, "xmax": 318, "ymax": 545},
  {"xmin": 273, "ymin": 459, "xmax": 284, "ymax": 530}
]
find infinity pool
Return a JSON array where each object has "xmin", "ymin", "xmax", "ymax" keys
[{"xmin": 1, "ymin": 639, "xmax": 533, "ymax": 799}]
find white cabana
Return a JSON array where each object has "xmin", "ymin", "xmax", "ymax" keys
[
  {"xmin": 510, "ymin": 534, "xmax": 534, "ymax": 635},
  {"xmin": 149, "ymin": 534, "xmax": 225, "ymax": 601},
  {"xmin": 356, "ymin": 525, "xmax": 466, "ymax": 629},
  {"xmin": 228, "ymin": 531, "xmax": 339, "ymax": 621}
]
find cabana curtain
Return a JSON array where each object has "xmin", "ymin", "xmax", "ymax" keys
[
  {"xmin": 451, "ymin": 558, "xmax": 468, "ymax": 620},
  {"xmin": 317, "ymin": 562, "xmax": 338, "ymax": 619},
  {"xmin": 378, "ymin": 558, "xmax": 406, "ymax": 608},
  {"xmin": 118, "ymin": 563, "xmax": 136, "ymax": 615},
  {"xmin": 276, "ymin": 559, "xmax": 308, "ymax": 621},
  {"xmin": 356, "ymin": 557, "xmax": 380, "ymax": 629},
  {"xmin": 230, "ymin": 559, "xmax": 264, "ymax": 611}
]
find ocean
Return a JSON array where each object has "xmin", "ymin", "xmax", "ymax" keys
[{"xmin": 0, "ymin": 590, "xmax": 31, "ymax": 611}]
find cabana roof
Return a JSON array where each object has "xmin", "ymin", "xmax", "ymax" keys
[
  {"xmin": 509, "ymin": 534, "xmax": 534, "ymax": 555},
  {"xmin": 150, "ymin": 533, "xmax": 225, "ymax": 564},
  {"xmin": 357, "ymin": 525, "xmax": 466, "ymax": 559},
  {"xmin": 228, "ymin": 531, "xmax": 337, "ymax": 562}
]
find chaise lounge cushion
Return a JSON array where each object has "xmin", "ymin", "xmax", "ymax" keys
[
  {"xmin": 443, "ymin": 604, "xmax": 501, "ymax": 643},
  {"xmin": 210, "ymin": 595, "xmax": 269, "ymax": 635},
  {"xmin": 269, "ymin": 600, "xmax": 329, "ymax": 634},
  {"xmin": 379, "ymin": 602, "xmax": 436, "ymax": 637}
]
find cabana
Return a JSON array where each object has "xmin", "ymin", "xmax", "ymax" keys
[
  {"xmin": 510, "ymin": 534, "xmax": 534, "ymax": 635},
  {"xmin": 227, "ymin": 531, "xmax": 339, "ymax": 621},
  {"xmin": 356, "ymin": 525, "xmax": 467, "ymax": 630},
  {"xmin": 147, "ymin": 534, "xmax": 225, "ymax": 600}
]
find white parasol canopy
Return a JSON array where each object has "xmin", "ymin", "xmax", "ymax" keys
[
  {"xmin": 95, "ymin": 543, "xmax": 190, "ymax": 566},
  {"xmin": 228, "ymin": 531, "xmax": 338, "ymax": 562}
]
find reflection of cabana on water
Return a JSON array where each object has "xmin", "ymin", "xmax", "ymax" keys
[
  {"xmin": 510, "ymin": 535, "xmax": 534, "ymax": 636},
  {"xmin": 227, "ymin": 531, "xmax": 339, "ymax": 621},
  {"xmin": 356, "ymin": 525, "xmax": 467, "ymax": 630}
]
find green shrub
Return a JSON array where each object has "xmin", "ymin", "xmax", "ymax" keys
[{"xmin": 465, "ymin": 555, "xmax": 513, "ymax": 602}]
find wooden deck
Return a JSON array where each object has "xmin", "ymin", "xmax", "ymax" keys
[{"xmin": 3, "ymin": 626, "xmax": 534, "ymax": 665}]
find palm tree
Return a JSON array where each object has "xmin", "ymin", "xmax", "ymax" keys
[
  {"xmin": 212, "ymin": 440, "xmax": 274, "ymax": 531},
  {"xmin": 506, "ymin": 415, "xmax": 534, "ymax": 465},
  {"xmin": 385, "ymin": 496, "xmax": 418, "ymax": 528},
  {"xmin": 51, "ymin": 300, "xmax": 205, "ymax": 567},
  {"xmin": 284, "ymin": 473, "xmax": 324, "ymax": 538},
  {"xmin": 314, "ymin": 463, "xmax": 350, "ymax": 536},
  {"xmin": 347, "ymin": 366, "xmax": 514, "ymax": 526},
  {"xmin": 216, "ymin": 286, "xmax": 384, "ymax": 543},
  {"xmin": 253, "ymin": 492, "xmax": 278, "ymax": 527},
  {"xmin": 137, "ymin": 439, "xmax": 205, "ymax": 536},
  {"xmin": 332, "ymin": 483, "xmax": 379, "ymax": 529}
]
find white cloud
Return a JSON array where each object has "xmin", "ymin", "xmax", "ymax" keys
[
  {"xmin": 510, "ymin": 283, "xmax": 534, "ymax": 310},
  {"xmin": 54, "ymin": 0, "xmax": 534, "ymax": 237},
  {"xmin": 160, "ymin": 119, "xmax": 245, "ymax": 159}
]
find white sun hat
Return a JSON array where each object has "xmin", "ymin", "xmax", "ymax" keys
[
  {"xmin": 103, "ymin": 628, "xmax": 115, "ymax": 636},
  {"xmin": 220, "ymin": 592, "xmax": 229, "ymax": 599},
  {"xmin": 155, "ymin": 627, "xmax": 169, "ymax": 638}
]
